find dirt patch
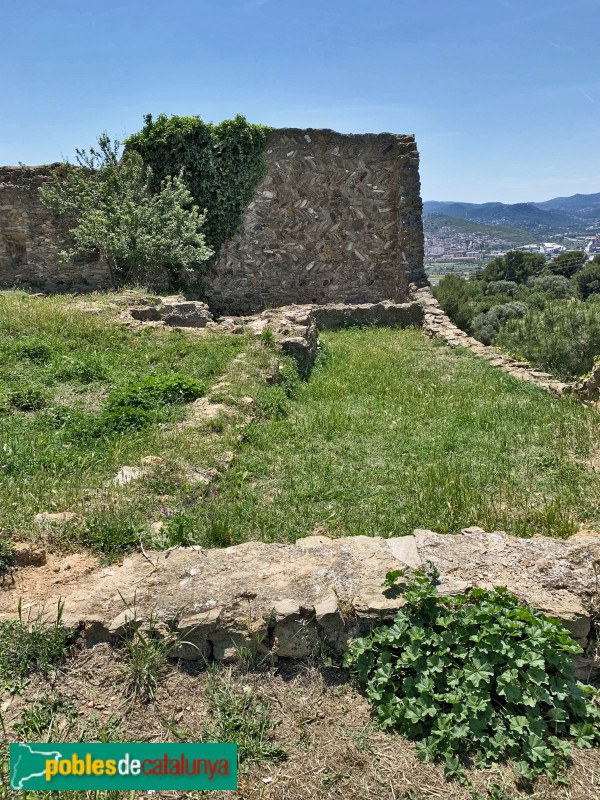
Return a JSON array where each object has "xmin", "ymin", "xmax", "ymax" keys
[
  {"xmin": 0, "ymin": 552, "xmax": 99, "ymax": 619},
  {"xmin": 2, "ymin": 645, "xmax": 599, "ymax": 799}
]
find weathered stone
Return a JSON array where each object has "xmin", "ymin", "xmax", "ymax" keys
[
  {"xmin": 203, "ymin": 129, "xmax": 426, "ymax": 314},
  {"xmin": 13, "ymin": 542, "xmax": 47, "ymax": 567},
  {"xmin": 33, "ymin": 511, "xmax": 81, "ymax": 524},
  {"xmin": 2, "ymin": 529, "xmax": 598, "ymax": 664},
  {"xmin": 129, "ymin": 299, "xmax": 213, "ymax": 328}
]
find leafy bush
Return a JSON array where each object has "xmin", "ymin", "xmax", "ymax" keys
[
  {"xmin": 7, "ymin": 386, "xmax": 47, "ymax": 411},
  {"xmin": 527, "ymin": 274, "xmax": 575, "ymax": 300},
  {"xmin": 14, "ymin": 338, "xmax": 52, "ymax": 364},
  {"xmin": 125, "ymin": 114, "xmax": 273, "ymax": 260},
  {"xmin": 471, "ymin": 302, "xmax": 528, "ymax": 345},
  {"xmin": 433, "ymin": 274, "xmax": 483, "ymax": 332},
  {"xmin": 497, "ymin": 299, "xmax": 600, "ymax": 380},
  {"xmin": 106, "ymin": 374, "xmax": 204, "ymax": 411},
  {"xmin": 485, "ymin": 280, "xmax": 519, "ymax": 296},
  {"xmin": 345, "ymin": 569, "xmax": 600, "ymax": 783},
  {"xmin": 53, "ymin": 354, "xmax": 108, "ymax": 383},
  {"xmin": 39, "ymin": 134, "xmax": 214, "ymax": 288},
  {"xmin": 575, "ymin": 257, "xmax": 600, "ymax": 299}
]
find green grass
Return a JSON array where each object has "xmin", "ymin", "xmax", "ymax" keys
[
  {"xmin": 177, "ymin": 327, "xmax": 600, "ymax": 544},
  {"xmin": 0, "ymin": 292, "xmax": 247, "ymax": 555}
]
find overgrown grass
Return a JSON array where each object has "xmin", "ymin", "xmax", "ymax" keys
[
  {"xmin": 0, "ymin": 292, "xmax": 248, "ymax": 557},
  {"xmin": 177, "ymin": 327, "xmax": 600, "ymax": 544}
]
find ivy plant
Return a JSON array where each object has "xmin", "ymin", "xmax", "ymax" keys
[
  {"xmin": 125, "ymin": 114, "xmax": 273, "ymax": 261},
  {"xmin": 344, "ymin": 567, "xmax": 600, "ymax": 783}
]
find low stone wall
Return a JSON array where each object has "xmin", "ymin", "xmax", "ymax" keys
[
  {"xmin": 3, "ymin": 528, "xmax": 598, "ymax": 678},
  {"xmin": 413, "ymin": 286, "xmax": 575, "ymax": 396}
]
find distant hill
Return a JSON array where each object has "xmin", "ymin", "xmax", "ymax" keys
[
  {"xmin": 424, "ymin": 214, "xmax": 539, "ymax": 246},
  {"xmin": 423, "ymin": 192, "xmax": 600, "ymax": 235}
]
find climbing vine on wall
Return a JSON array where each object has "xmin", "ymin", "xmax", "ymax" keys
[{"xmin": 125, "ymin": 114, "xmax": 273, "ymax": 263}]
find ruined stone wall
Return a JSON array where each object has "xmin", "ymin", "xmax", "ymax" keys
[
  {"xmin": 203, "ymin": 128, "xmax": 425, "ymax": 314},
  {"xmin": 0, "ymin": 128, "xmax": 425, "ymax": 305},
  {"xmin": 0, "ymin": 166, "xmax": 111, "ymax": 293}
]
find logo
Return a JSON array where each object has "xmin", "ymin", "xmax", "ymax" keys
[{"xmin": 10, "ymin": 743, "xmax": 237, "ymax": 791}]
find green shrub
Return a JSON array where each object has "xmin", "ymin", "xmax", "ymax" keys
[
  {"xmin": 82, "ymin": 514, "xmax": 146, "ymax": 560},
  {"xmin": 575, "ymin": 257, "xmax": 600, "ymax": 299},
  {"xmin": 345, "ymin": 568, "xmax": 600, "ymax": 783},
  {"xmin": 14, "ymin": 338, "xmax": 53, "ymax": 364},
  {"xmin": 125, "ymin": 114, "xmax": 273, "ymax": 261},
  {"xmin": 7, "ymin": 386, "xmax": 47, "ymax": 411},
  {"xmin": 527, "ymin": 274, "xmax": 575, "ymax": 300},
  {"xmin": 106, "ymin": 374, "xmax": 204, "ymax": 411},
  {"xmin": 545, "ymin": 250, "xmax": 587, "ymax": 279},
  {"xmin": 471, "ymin": 302, "xmax": 528, "ymax": 345},
  {"xmin": 497, "ymin": 299, "xmax": 600, "ymax": 380},
  {"xmin": 53, "ymin": 354, "xmax": 108, "ymax": 383}
]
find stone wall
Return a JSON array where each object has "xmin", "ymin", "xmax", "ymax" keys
[
  {"xmin": 203, "ymin": 128, "xmax": 425, "ymax": 314},
  {"xmin": 0, "ymin": 128, "xmax": 425, "ymax": 306},
  {"xmin": 0, "ymin": 166, "xmax": 111, "ymax": 293}
]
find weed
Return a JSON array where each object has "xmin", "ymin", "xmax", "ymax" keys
[
  {"xmin": 54, "ymin": 354, "xmax": 108, "ymax": 383},
  {"xmin": 13, "ymin": 693, "xmax": 76, "ymax": 740},
  {"xmin": 345, "ymin": 568, "xmax": 600, "ymax": 783},
  {"xmin": 203, "ymin": 667, "xmax": 285, "ymax": 772},
  {"xmin": 14, "ymin": 338, "xmax": 52, "ymax": 364},
  {"xmin": 118, "ymin": 604, "xmax": 195, "ymax": 702},
  {"xmin": 106, "ymin": 373, "xmax": 204, "ymax": 410},
  {"xmin": 0, "ymin": 537, "xmax": 15, "ymax": 580},
  {"xmin": 259, "ymin": 326, "xmax": 276, "ymax": 346},
  {"xmin": 82, "ymin": 514, "xmax": 146, "ymax": 561},
  {"xmin": 7, "ymin": 386, "xmax": 47, "ymax": 411},
  {"xmin": 77, "ymin": 714, "xmax": 125, "ymax": 743},
  {"xmin": 0, "ymin": 600, "xmax": 74, "ymax": 685}
]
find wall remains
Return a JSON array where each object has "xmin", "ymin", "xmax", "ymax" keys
[
  {"xmin": 0, "ymin": 165, "xmax": 111, "ymax": 293},
  {"xmin": 203, "ymin": 128, "xmax": 425, "ymax": 314},
  {"xmin": 0, "ymin": 128, "xmax": 425, "ymax": 307}
]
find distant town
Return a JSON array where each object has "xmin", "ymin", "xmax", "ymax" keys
[{"xmin": 423, "ymin": 192, "xmax": 600, "ymax": 283}]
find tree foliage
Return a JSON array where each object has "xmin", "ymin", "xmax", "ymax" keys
[
  {"xmin": 433, "ymin": 249, "xmax": 600, "ymax": 378},
  {"xmin": 39, "ymin": 134, "xmax": 213, "ymax": 288},
  {"xmin": 125, "ymin": 114, "xmax": 273, "ymax": 260},
  {"xmin": 345, "ymin": 568, "xmax": 600, "ymax": 784}
]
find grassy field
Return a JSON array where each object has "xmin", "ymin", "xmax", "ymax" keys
[
  {"xmin": 1, "ymin": 294, "xmax": 600, "ymax": 563},
  {"xmin": 184, "ymin": 327, "xmax": 600, "ymax": 545},
  {"xmin": 0, "ymin": 292, "xmax": 278, "ymax": 560}
]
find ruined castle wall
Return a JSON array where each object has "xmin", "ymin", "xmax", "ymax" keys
[
  {"xmin": 203, "ymin": 128, "xmax": 425, "ymax": 314},
  {"xmin": 0, "ymin": 166, "xmax": 111, "ymax": 293},
  {"xmin": 0, "ymin": 128, "xmax": 425, "ymax": 305}
]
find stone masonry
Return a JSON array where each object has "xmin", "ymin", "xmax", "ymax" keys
[
  {"xmin": 0, "ymin": 166, "xmax": 112, "ymax": 292},
  {"xmin": 0, "ymin": 129, "xmax": 425, "ymax": 306},
  {"xmin": 2, "ymin": 528, "xmax": 599, "ymax": 679},
  {"xmin": 203, "ymin": 129, "xmax": 426, "ymax": 314}
]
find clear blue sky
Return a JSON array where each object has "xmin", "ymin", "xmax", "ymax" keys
[{"xmin": 2, "ymin": 0, "xmax": 599, "ymax": 203}]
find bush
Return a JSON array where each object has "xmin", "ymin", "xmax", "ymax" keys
[
  {"xmin": 481, "ymin": 251, "xmax": 546, "ymax": 285},
  {"xmin": 527, "ymin": 275, "xmax": 575, "ymax": 300},
  {"xmin": 125, "ymin": 114, "xmax": 273, "ymax": 261},
  {"xmin": 497, "ymin": 299, "xmax": 600, "ymax": 380},
  {"xmin": 485, "ymin": 280, "xmax": 519, "ymax": 297},
  {"xmin": 14, "ymin": 338, "xmax": 53, "ymax": 364},
  {"xmin": 575, "ymin": 258, "xmax": 600, "ymax": 299},
  {"xmin": 7, "ymin": 386, "xmax": 47, "ymax": 411},
  {"xmin": 345, "ymin": 569, "xmax": 600, "ymax": 783},
  {"xmin": 106, "ymin": 374, "xmax": 204, "ymax": 411},
  {"xmin": 53, "ymin": 354, "xmax": 108, "ymax": 383},
  {"xmin": 433, "ymin": 275, "xmax": 482, "ymax": 332},
  {"xmin": 471, "ymin": 302, "xmax": 528, "ymax": 345}
]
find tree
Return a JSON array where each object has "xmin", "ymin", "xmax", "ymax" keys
[
  {"xmin": 575, "ymin": 256, "xmax": 600, "ymax": 299},
  {"xmin": 39, "ymin": 134, "xmax": 213, "ymax": 289},
  {"xmin": 545, "ymin": 250, "xmax": 586, "ymax": 279},
  {"xmin": 480, "ymin": 251, "xmax": 545, "ymax": 285}
]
